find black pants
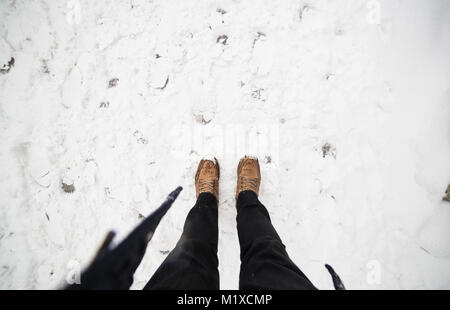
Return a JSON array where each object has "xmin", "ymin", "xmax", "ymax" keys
[{"xmin": 144, "ymin": 191, "xmax": 316, "ymax": 290}]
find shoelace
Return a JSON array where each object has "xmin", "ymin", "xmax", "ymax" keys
[
  {"xmin": 199, "ymin": 179, "xmax": 216, "ymax": 193},
  {"xmin": 240, "ymin": 177, "xmax": 258, "ymax": 191}
]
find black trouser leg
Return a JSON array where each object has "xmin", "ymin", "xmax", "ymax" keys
[
  {"xmin": 144, "ymin": 192, "xmax": 219, "ymax": 290},
  {"xmin": 236, "ymin": 190, "xmax": 317, "ymax": 290}
]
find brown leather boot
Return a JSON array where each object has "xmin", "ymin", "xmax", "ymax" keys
[
  {"xmin": 236, "ymin": 156, "xmax": 261, "ymax": 199},
  {"xmin": 195, "ymin": 158, "xmax": 220, "ymax": 201}
]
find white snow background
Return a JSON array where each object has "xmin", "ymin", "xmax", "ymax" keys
[{"xmin": 0, "ymin": 0, "xmax": 449, "ymax": 289}]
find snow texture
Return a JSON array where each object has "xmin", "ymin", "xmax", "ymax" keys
[{"xmin": 0, "ymin": 0, "xmax": 449, "ymax": 289}]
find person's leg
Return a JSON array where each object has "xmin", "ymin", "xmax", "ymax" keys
[
  {"xmin": 237, "ymin": 190, "xmax": 316, "ymax": 290},
  {"xmin": 145, "ymin": 159, "xmax": 220, "ymax": 290},
  {"xmin": 235, "ymin": 156, "xmax": 316, "ymax": 290},
  {"xmin": 144, "ymin": 192, "xmax": 219, "ymax": 290}
]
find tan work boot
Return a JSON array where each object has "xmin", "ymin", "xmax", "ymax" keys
[
  {"xmin": 195, "ymin": 158, "xmax": 220, "ymax": 201},
  {"xmin": 236, "ymin": 156, "xmax": 261, "ymax": 199}
]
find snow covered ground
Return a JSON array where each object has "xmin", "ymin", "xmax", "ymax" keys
[{"xmin": 1, "ymin": 0, "xmax": 449, "ymax": 290}]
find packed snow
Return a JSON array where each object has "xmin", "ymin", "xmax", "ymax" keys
[{"xmin": 0, "ymin": 0, "xmax": 449, "ymax": 289}]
